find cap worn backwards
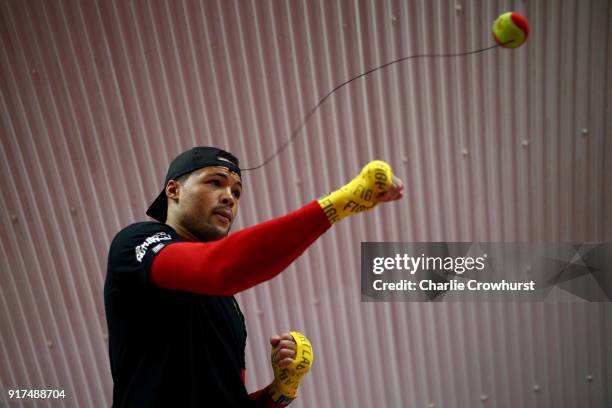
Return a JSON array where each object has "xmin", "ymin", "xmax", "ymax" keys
[{"xmin": 146, "ymin": 147, "xmax": 241, "ymax": 223}]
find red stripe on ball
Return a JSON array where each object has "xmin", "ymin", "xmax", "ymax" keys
[{"xmin": 510, "ymin": 12, "xmax": 529, "ymax": 38}]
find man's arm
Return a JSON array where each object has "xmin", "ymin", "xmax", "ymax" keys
[
  {"xmin": 150, "ymin": 161, "xmax": 403, "ymax": 296},
  {"xmin": 150, "ymin": 200, "xmax": 331, "ymax": 296},
  {"xmin": 248, "ymin": 386, "xmax": 277, "ymax": 408}
]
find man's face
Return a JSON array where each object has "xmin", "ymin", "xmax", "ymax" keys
[{"xmin": 170, "ymin": 166, "xmax": 242, "ymax": 242}]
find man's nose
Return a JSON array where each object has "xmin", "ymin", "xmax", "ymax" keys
[{"xmin": 220, "ymin": 188, "xmax": 236, "ymax": 208}]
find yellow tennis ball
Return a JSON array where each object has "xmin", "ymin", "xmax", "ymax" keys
[{"xmin": 492, "ymin": 12, "xmax": 529, "ymax": 49}]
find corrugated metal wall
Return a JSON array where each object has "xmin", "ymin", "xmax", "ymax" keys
[{"xmin": 1, "ymin": 0, "xmax": 610, "ymax": 407}]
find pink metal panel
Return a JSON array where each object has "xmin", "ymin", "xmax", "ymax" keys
[{"xmin": 0, "ymin": 0, "xmax": 610, "ymax": 407}]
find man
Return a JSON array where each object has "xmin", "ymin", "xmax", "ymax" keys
[{"xmin": 104, "ymin": 147, "xmax": 403, "ymax": 407}]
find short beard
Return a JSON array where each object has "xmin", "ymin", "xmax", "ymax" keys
[{"xmin": 191, "ymin": 220, "xmax": 231, "ymax": 242}]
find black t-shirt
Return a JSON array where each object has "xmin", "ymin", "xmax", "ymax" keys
[{"xmin": 104, "ymin": 222, "xmax": 249, "ymax": 407}]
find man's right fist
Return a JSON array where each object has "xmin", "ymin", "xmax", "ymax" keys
[
  {"xmin": 268, "ymin": 331, "xmax": 313, "ymax": 405},
  {"xmin": 317, "ymin": 160, "xmax": 397, "ymax": 224}
]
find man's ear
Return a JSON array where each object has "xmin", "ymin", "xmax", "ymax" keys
[{"xmin": 166, "ymin": 180, "xmax": 180, "ymax": 203}]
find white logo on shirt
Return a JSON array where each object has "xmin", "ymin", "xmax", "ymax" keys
[
  {"xmin": 135, "ymin": 232, "xmax": 172, "ymax": 262},
  {"xmin": 151, "ymin": 243, "xmax": 165, "ymax": 254}
]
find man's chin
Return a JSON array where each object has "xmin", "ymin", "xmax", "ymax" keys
[
  {"xmin": 212, "ymin": 220, "xmax": 232, "ymax": 237},
  {"xmin": 196, "ymin": 224, "xmax": 230, "ymax": 242}
]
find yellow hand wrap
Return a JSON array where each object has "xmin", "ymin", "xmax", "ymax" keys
[
  {"xmin": 269, "ymin": 331, "xmax": 314, "ymax": 405},
  {"xmin": 317, "ymin": 160, "xmax": 393, "ymax": 224}
]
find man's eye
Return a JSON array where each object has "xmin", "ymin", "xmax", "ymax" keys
[
  {"xmin": 208, "ymin": 180, "xmax": 221, "ymax": 186},
  {"xmin": 233, "ymin": 190, "xmax": 241, "ymax": 199}
]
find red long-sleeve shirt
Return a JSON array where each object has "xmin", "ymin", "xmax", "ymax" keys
[{"xmin": 150, "ymin": 200, "xmax": 331, "ymax": 296}]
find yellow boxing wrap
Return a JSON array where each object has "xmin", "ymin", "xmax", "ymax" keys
[
  {"xmin": 268, "ymin": 331, "xmax": 314, "ymax": 405},
  {"xmin": 317, "ymin": 160, "xmax": 394, "ymax": 224}
]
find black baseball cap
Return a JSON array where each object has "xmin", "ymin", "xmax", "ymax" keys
[{"xmin": 146, "ymin": 147, "xmax": 241, "ymax": 222}]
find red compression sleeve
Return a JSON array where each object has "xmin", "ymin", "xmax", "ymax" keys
[
  {"xmin": 244, "ymin": 370, "xmax": 283, "ymax": 407},
  {"xmin": 150, "ymin": 200, "xmax": 331, "ymax": 296},
  {"xmin": 248, "ymin": 386, "xmax": 285, "ymax": 408}
]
